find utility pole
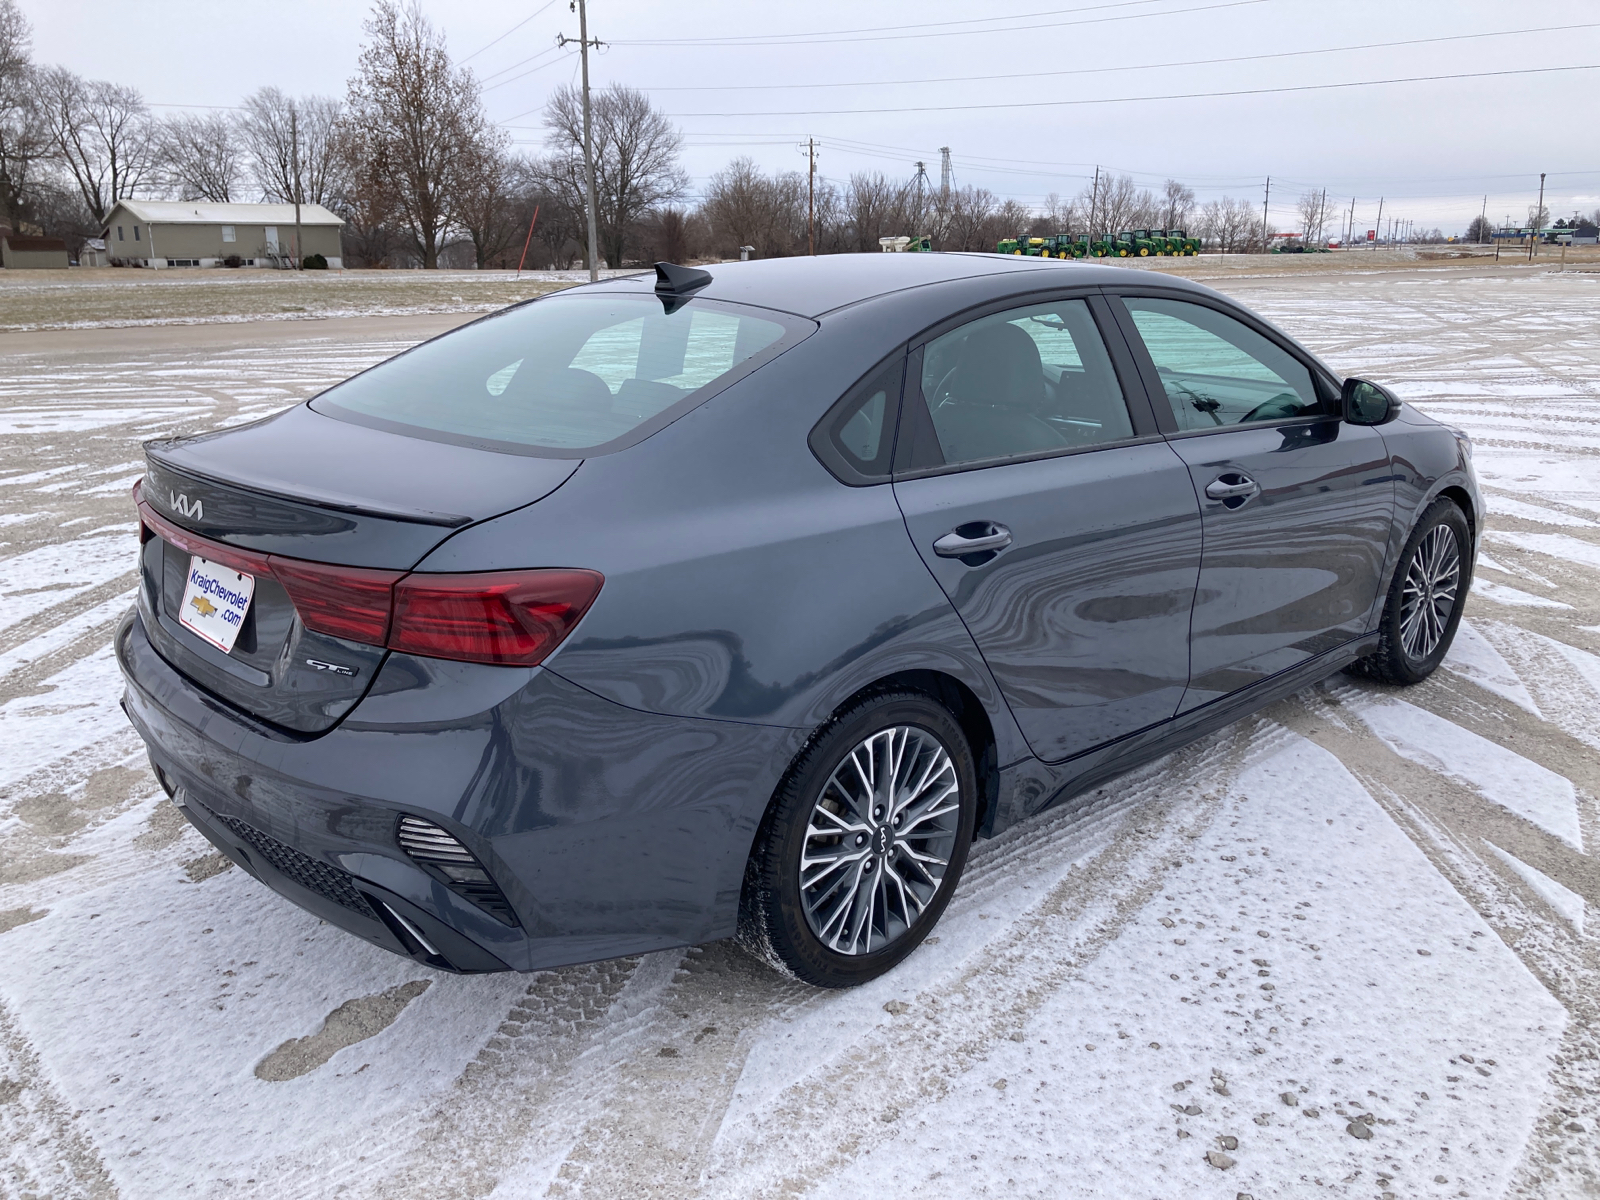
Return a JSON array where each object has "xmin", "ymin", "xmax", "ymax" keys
[
  {"xmin": 1529, "ymin": 171, "xmax": 1545, "ymax": 261},
  {"xmin": 559, "ymin": 1, "xmax": 603, "ymax": 282},
  {"xmin": 807, "ymin": 137, "xmax": 816, "ymax": 255},
  {"xmin": 1319, "ymin": 187, "xmax": 1327, "ymax": 245},
  {"xmin": 290, "ymin": 102, "xmax": 303, "ymax": 270},
  {"xmin": 1480, "ymin": 194, "xmax": 1488, "ymax": 243},
  {"xmin": 1346, "ymin": 196, "xmax": 1356, "ymax": 245},
  {"xmin": 1089, "ymin": 165, "xmax": 1099, "ymax": 237},
  {"xmin": 1260, "ymin": 176, "xmax": 1271, "ymax": 252},
  {"xmin": 1373, "ymin": 196, "xmax": 1384, "ymax": 250},
  {"xmin": 939, "ymin": 146, "xmax": 951, "ymax": 205}
]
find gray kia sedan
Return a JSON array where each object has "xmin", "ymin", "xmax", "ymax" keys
[{"xmin": 119, "ymin": 254, "xmax": 1480, "ymax": 987}]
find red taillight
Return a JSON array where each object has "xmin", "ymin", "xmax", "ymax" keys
[
  {"xmin": 388, "ymin": 570, "xmax": 604, "ymax": 666},
  {"xmin": 135, "ymin": 489, "xmax": 602, "ymax": 665},
  {"xmin": 271, "ymin": 558, "xmax": 404, "ymax": 645}
]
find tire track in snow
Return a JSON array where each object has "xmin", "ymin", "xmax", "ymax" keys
[
  {"xmin": 691, "ymin": 726, "xmax": 1269, "ymax": 1200},
  {"xmin": 1266, "ymin": 685, "xmax": 1600, "ymax": 1197},
  {"xmin": 0, "ymin": 998, "xmax": 118, "ymax": 1200}
]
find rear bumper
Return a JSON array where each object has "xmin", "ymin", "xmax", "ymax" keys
[{"xmin": 116, "ymin": 610, "xmax": 800, "ymax": 973}]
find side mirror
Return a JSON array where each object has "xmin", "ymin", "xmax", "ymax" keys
[{"xmin": 1342, "ymin": 377, "xmax": 1402, "ymax": 426}]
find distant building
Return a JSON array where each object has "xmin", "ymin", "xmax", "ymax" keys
[
  {"xmin": 100, "ymin": 200, "xmax": 344, "ymax": 268},
  {"xmin": 1, "ymin": 234, "xmax": 70, "ymax": 269},
  {"xmin": 79, "ymin": 237, "xmax": 108, "ymax": 267}
]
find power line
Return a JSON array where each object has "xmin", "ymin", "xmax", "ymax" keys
[
  {"xmin": 629, "ymin": 23, "xmax": 1600, "ymax": 93},
  {"xmin": 610, "ymin": 0, "xmax": 1269, "ymax": 48},
  {"xmin": 611, "ymin": 0, "xmax": 1172, "ymax": 44},
  {"xmin": 460, "ymin": 0, "xmax": 560, "ymax": 64},
  {"xmin": 483, "ymin": 47, "xmax": 575, "ymax": 95},
  {"xmin": 661, "ymin": 62, "xmax": 1600, "ymax": 118}
]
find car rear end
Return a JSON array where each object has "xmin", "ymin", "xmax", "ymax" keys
[{"xmin": 119, "ymin": 284, "xmax": 810, "ymax": 973}]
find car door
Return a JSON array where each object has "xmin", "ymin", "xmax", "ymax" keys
[
  {"xmin": 1109, "ymin": 291, "xmax": 1395, "ymax": 711},
  {"xmin": 891, "ymin": 293, "xmax": 1203, "ymax": 763}
]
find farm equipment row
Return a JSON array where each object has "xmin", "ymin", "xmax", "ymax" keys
[{"xmin": 997, "ymin": 229, "xmax": 1201, "ymax": 257}]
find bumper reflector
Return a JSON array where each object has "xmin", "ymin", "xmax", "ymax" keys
[{"xmin": 396, "ymin": 815, "xmax": 519, "ymax": 926}]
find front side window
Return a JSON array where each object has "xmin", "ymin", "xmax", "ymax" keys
[
  {"xmin": 917, "ymin": 298, "xmax": 1134, "ymax": 468},
  {"xmin": 116, "ymin": 225, "xmax": 124, "ymax": 241},
  {"xmin": 133, "ymin": 225, "xmax": 140, "ymax": 241},
  {"xmin": 222, "ymin": 225, "xmax": 236, "ymax": 243},
  {"xmin": 1121, "ymin": 297, "xmax": 1321, "ymax": 432},
  {"xmin": 313, "ymin": 294, "xmax": 795, "ymax": 454}
]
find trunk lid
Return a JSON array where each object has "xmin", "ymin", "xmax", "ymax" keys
[{"xmin": 137, "ymin": 403, "xmax": 579, "ymax": 733}]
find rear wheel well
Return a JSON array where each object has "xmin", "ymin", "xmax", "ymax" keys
[
  {"xmin": 826, "ymin": 670, "xmax": 999, "ymax": 838},
  {"xmin": 1437, "ymin": 485, "xmax": 1476, "ymax": 543}
]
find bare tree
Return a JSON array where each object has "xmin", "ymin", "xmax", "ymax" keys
[
  {"xmin": 1160, "ymin": 179, "xmax": 1196, "ymax": 230},
  {"xmin": 841, "ymin": 171, "xmax": 920, "ymax": 252},
  {"xmin": 940, "ymin": 185, "xmax": 1000, "ymax": 251},
  {"xmin": 543, "ymin": 83, "xmax": 687, "ymax": 267},
  {"xmin": 35, "ymin": 66, "xmax": 156, "ymax": 224},
  {"xmin": 1078, "ymin": 172, "xmax": 1151, "ymax": 234},
  {"xmin": 159, "ymin": 110, "xmax": 242, "ymax": 201},
  {"xmin": 345, "ymin": 0, "xmax": 503, "ymax": 268},
  {"xmin": 0, "ymin": 0, "xmax": 51, "ymax": 231},
  {"xmin": 1199, "ymin": 195, "xmax": 1256, "ymax": 252},
  {"xmin": 456, "ymin": 147, "xmax": 526, "ymax": 268},
  {"xmin": 1041, "ymin": 191, "xmax": 1078, "ymax": 234},
  {"xmin": 1296, "ymin": 189, "xmax": 1334, "ymax": 245},
  {"xmin": 240, "ymin": 88, "xmax": 346, "ymax": 206},
  {"xmin": 1465, "ymin": 215, "xmax": 1492, "ymax": 243},
  {"xmin": 637, "ymin": 205, "xmax": 694, "ymax": 263},
  {"xmin": 701, "ymin": 156, "xmax": 807, "ymax": 258}
]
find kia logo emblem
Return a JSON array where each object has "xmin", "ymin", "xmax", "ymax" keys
[{"xmin": 169, "ymin": 490, "xmax": 204, "ymax": 521}]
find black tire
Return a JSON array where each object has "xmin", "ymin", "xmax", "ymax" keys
[
  {"xmin": 1350, "ymin": 497, "xmax": 1472, "ymax": 685},
  {"xmin": 738, "ymin": 691, "xmax": 978, "ymax": 988}
]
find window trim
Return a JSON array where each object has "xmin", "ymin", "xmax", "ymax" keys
[
  {"xmin": 889, "ymin": 288, "xmax": 1164, "ymax": 481},
  {"xmin": 312, "ymin": 293, "xmax": 817, "ymax": 460},
  {"xmin": 1104, "ymin": 286, "xmax": 1343, "ymax": 439}
]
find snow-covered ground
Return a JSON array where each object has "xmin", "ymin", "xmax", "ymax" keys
[{"xmin": 1, "ymin": 269, "xmax": 1597, "ymax": 1199}]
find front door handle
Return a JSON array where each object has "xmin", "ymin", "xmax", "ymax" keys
[
  {"xmin": 1204, "ymin": 473, "xmax": 1260, "ymax": 508},
  {"xmin": 933, "ymin": 522, "xmax": 1012, "ymax": 558}
]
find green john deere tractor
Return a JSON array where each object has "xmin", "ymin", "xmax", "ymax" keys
[
  {"xmin": 1120, "ymin": 229, "xmax": 1161, "ymax": 256},
  {"xmin": 1162, "ymin": 228, "xmax": 1201, "ymax": 255}
]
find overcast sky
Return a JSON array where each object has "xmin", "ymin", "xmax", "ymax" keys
[{"xmin": 25, "ymin": 0, "xmax": 1600, "ymax": 232}]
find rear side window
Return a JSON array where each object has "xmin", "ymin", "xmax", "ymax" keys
[
  {"xmin": 313, "ymin": 294, "xmax": 796, "ymax": 455},
  {"xmin": 808, "ymin": 356, "xmax": 905, "ymax": 485},
  {"xmin": 1120, "ymin": 297, "xmax": 1322, "ymax": 431},
  {"xmin": 916, "ymin": 298, "xmax": 1135, "ymax": 468}
]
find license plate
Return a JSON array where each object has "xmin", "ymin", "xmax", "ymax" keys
[{"xmin": 178, "ymin": 556, "xmax": 255, "ymax": 654}]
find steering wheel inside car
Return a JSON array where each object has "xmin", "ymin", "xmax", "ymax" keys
[{"xmin": 1240, "ymin": 392, "xmax": 1307, "ymax": 424}]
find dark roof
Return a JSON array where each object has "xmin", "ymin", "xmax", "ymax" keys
[
  {"xmin": 3, "ymin": 235, "xmax": 67, "ymax": 252},
  {"xmin": 591, "ymin": 253, "xmax": 1202, "ymax": 319}
]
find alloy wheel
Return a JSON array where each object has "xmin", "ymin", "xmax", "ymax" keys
[
  {"xmin": 1399, "ymin": 523, "xmax": 1461, "ymax": 661},
  {"xmin": 799, "ymin": 725, "xmax": 961, "ymax": 956}
]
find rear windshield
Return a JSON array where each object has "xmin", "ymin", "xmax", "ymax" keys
[{"xmin": 311, "ymin": 292, "xmax": 798, "ymax": 455}]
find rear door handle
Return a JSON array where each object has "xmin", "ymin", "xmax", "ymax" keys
[
  {"xmin": 1204, "ymin": 473, "xmax": 1260, "ymax": 505},
  {"xmin": 933, "ymin": 523, "xmax": 1012, "ymax": 557}
]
